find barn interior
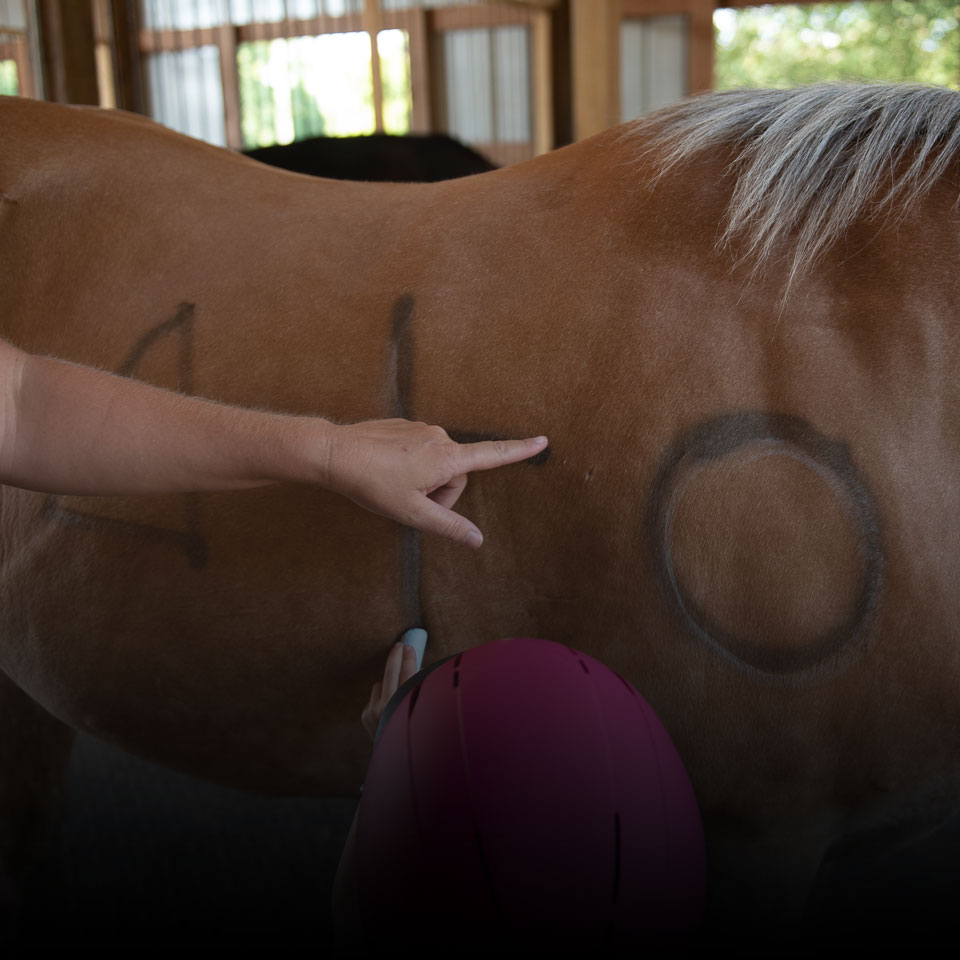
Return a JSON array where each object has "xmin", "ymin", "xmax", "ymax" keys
[{"xmin": 2, "ymin": 0, "xmax": 960, "ymax": 953}]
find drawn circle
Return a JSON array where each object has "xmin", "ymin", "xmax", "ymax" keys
[{"xmin": 646, "ymin": 413, "xmax": 883, "ymax": 682}]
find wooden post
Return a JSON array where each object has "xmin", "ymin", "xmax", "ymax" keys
[
  {"xmin": 406, "ymin": 7, "xmax": 432, "ymax": 133},
  {"xmin": 110, "ymin": 0, "xmax": 146, "ymax": 113},
  {"xmin": 531, "ymin": 6, "xmax": 554, "ymax": 153},
  {"xmin": 92, "ymin": 0, "xmax": 116, "ymax": 108},
  {"xmin": 687, "ymin": 0, "xmax": 714, "ymax": 94},
  {"xmin": 218, "ymin": 23, "xmax": 243, "ymax": 149},
  {"xmin": 363, "ymin": 0, "xmax": 384, "ymax": 132},
  {"xmin": 11, "ymin": 36, "xmax": 34, "ymax": 97},
  {"xmin": 38, "ymin": 0, "xmax": 99, "ymax": 104},
  {"xmin": 571, "ymin": 0, "xmax": 620, "ymax": 140},
  {"xmin": 426, "ymin": 8, "xmax": 446, "ymax": 134}
]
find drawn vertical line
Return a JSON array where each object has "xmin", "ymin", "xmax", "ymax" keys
[{"xmin": 389, "ymin": 294, "xmax": 422, "ymax": 631}]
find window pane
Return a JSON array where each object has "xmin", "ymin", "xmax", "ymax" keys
[
  {"xmin": 378, "ymin": 28, "xmax": 411, "ymax": 135},
  {"xmin": 493, "ymin": 25, "xmax": 530, "ymax": 142},
  {"xmin": 0, "ymin": 0, "xmax": 26, "ymax": 32},
  {"xmin": 146, "ymin": 46, "xmax": 227, "ymax": 145},
  {"xmin": 238, "ymin": 32, "xmax": 375, "ymax": 148},
  {"xmin": 620, "ymin": 16, "xmax": 687, "ymax": 121},
  {"xmin": 443, "ymin": 25, "xmax": 531, "ymax": 146},
  {"xmin": 140, "ymin": 1, "xmax": 359, "ymax": 29},
  {"xmin": 444, "ymin": 29, "xmax": 494, "ymax": 143},
  {"xmin": 714, "ymin": 2, "xmax": 960, "ymax": 89},
  {"xmin": 0, "ymin": 59, "xmax": 18, "ymax": 96}
]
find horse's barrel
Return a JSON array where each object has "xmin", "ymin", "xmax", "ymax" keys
[{"xmin": 356, "ymin": 637, "xmax": 706, "ymax": 947}]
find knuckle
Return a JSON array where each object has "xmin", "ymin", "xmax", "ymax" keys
[{"xmin": 443, "ymin": 517, "xmax": 465, "ymax": 542}]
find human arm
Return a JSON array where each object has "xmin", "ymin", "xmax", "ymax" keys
[{"xmin": 0, "ymin": 338, "xmax": 547, "ymax": 547}]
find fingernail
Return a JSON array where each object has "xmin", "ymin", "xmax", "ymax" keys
[
  {"xmin": 466, "ymin": 530, "xmax": 483, "ymax": 548},
  {"xmin": 533, "ymin": 436, "xmax": 547, "ymax": 444},
  {"xmin": 401, "ymin": 628, "xmax": 428, "ymax": 671}
]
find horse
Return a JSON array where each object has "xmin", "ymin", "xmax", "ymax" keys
[
  {"xmin": 243, "ymin": 131, "xmax": 497, "ymax": 181},
  {"xmin": 1, "ymin": 82, "xmax": 959, "ymax": 936}
]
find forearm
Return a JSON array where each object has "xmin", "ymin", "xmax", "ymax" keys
[{"xmin": 0, "ymin": 347, "xmax": 330, "ymax": 496}]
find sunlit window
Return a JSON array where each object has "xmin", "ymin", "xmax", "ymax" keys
[
  {"xmin": 715, "ymin": 1, "xmax": 960, "ymax": 88},
  {"xmin": 147, "ymin": 46, "xmax": 226, "ymax": 144},
  {"xmin": 379, "ymin": 29, "xmax": 412, "ymax": 135},
  {"xmin": 238, "ymin": 32, "xmax": 376, "ymax": 148},
  {"xmin": 0, "ymin": 59, "xmax": 17, "ymax": 96}
]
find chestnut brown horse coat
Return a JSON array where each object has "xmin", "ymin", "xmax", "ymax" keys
[{"xmin": 1, "ymin": 85, "xmax": 959, "ymax": 921}]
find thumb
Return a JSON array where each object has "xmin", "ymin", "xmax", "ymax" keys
[{"xmin": 409, "ymin": 497, "xmax": 484, "ymax": 549}]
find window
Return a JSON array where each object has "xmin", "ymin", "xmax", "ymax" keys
[
  {"xmin": 443, "ymin": 25, "xmax": 531, "ymax": 144},
  {"xmin": 715, "ymin": 1, "xmax": 960, "ymax": 89},
  {"xmin": 0, "ymin": 0, "xmax": 33, "ymax": 97},
  {"xmin": 621, "ymin": 16, "xmax": 688, "ymax": 121}
]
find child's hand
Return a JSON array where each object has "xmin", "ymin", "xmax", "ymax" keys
[{"xmin": 361, "ymin": 641, "xmax": 420, "ymax": 740}]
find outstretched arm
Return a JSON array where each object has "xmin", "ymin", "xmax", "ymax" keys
[{"xmin": 0, "ymin": 338, "xmax": 546, "ymax": 547}]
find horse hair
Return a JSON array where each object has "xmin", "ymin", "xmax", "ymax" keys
[{"xmin": 628, "ymin": 83, "xmax": 960, "ymax": 286}]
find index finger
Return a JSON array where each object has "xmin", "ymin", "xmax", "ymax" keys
[{"xmin": 453, "ymin": 436, "xmax": 548, "ymax": 473}]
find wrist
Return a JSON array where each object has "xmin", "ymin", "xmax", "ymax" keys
[{"xmin": 265, "ymin": 414, "xmax": 339, "ymax": 488}]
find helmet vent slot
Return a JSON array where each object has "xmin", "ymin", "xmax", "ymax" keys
[{"xmin": 613, "ymin": 812, "xmax": 622, "ymax": 904}]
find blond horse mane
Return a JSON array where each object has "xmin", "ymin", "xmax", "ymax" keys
[{"xmin": 630, "ymin": 83, "xmax": 960, "ymax": 285}]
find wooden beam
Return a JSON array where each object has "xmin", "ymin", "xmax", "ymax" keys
[
  {"xmin": 687, "ymin": 0, "xmax": 714, "ymax": 94},
  {"xmin": 38, "ymin": 0, "xmax": 99, "ymax": 104},
  {"xmin": 531, "ymin": 7, "xmax": 553, "ymax": 154},
  {"xmin": 549, "ymin": 0, "xmax": 572, "ymax": 146},
  {"xmin": 406, "ymin": 7, "xmax": 432, "ymax": 133},
  {"xmin": 218, "ymin": 24, "xmax": 242, "ymax": 149},
  {"xmin": 11, "ymin": 36, "xmax": 34, "ymax": 97},
  {"xmin": 92, "ymin": 0, "xmax": 116, "ymax": 108},
  {"xmin": 111, "ymin": 0, "xmax": 146, "ymax": 112},
  {"xmin": 426, "ymin": 9, "xmax": 447, "ymax": 134},
  {"xmin": 431, "ymin": 6, "xmax": 532, "ymax": 31},
  {"xmin": 571, "ymin": 0, "xmax": 620, "ymax": 140},
  {"xmin": 621, "ymin": 0, "xmax": 698, "ymax": 14},
  {"xmin": 139, "ymin": 16, "xmax": 367, "ymax": 53},
  {"xmin": 363, "ymin": 0, "xmax": 384, "ymax": 133},
  {"xmin": 140, "ymin": 26, "xmax": 222, "ymax": 52}
]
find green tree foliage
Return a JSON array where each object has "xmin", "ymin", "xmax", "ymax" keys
[
  {"xmin": 0, "ymin": 60, "xmax": 18, "ymax": 96},
  {"xmin": 238, "ymin": 42, "xmax": 276, "ymax": 148},
  {"xmin": 238, "ymin": 41, "xmax": 328, "ymax": 148},
  {"xmin": 378, "ymin": 30, "xmax": 412, "ymax": 134},
  {"xmin": 715, "ymin": 1, "xmax": 960, "ymax": 89},
  {"xmin": 291, "ymin": 79, "xmax": 325, "ymax": 140}
]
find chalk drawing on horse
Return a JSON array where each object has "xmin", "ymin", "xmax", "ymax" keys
[
  {"xmin": 43, "ymin": 303, "xmax": 208, "ymax": 569},
  {"xmin": 647, "ymin": 411, "xmax": 884, "ymax": 683}
]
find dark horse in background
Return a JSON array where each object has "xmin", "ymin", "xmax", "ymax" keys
[
  {"xmin": 243, "ymin": 132, "xmax": 496, "ymax": 181},
  {"xmin": 1, "ymin": 83, "xmax": 959, "ymax": 937}
]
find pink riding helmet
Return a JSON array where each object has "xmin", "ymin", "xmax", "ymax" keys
[{"xmin": 355, "ymin": 636, "xmax": 706, "ymax": 947}]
